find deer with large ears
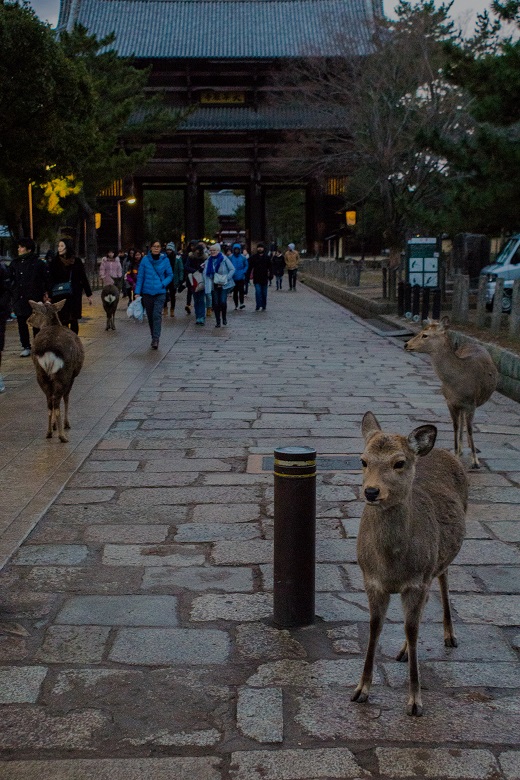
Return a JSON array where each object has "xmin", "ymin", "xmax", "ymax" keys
[
  {"xmin": 27, "ymin": 300, "xmax": 85, "ymax": 442},
  {"xmin": 405, "ymin": 317, "xmax": 498, "ymax": 469},
  {"xmin": 352, "ymin": 412, "xmax": 467, "ymax": 716}
]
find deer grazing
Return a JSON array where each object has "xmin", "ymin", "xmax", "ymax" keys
[
  {"xmin": 405, "ymin": 317, "xmax": 498, "ymax": 469},
  {"xmin": 352, "ymin": 411, "xmax": 467, "ymax": 716},
  {"xmin": 27, "ymin": 300, "xmax": 85, "ymax": 443},
  {"xmin": 101, "ymin": 284, "xmax": 120, "ymax": 331}
]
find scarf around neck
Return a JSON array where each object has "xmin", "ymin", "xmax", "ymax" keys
[{"xmin": 206, "ymin": 252, "xmax": 224, "ymax": 277}]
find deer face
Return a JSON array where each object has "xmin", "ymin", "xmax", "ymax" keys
[
  {"xmin": 27, "ymin": 300, "xmax": 65, "ymax": 329},
  {"xmin": 360, "ymin": 412, "xmax": 437, "ymax": 508},
  {"xmin": 404, "ymin": 318, "xmax": 449, "ymax": 355}
]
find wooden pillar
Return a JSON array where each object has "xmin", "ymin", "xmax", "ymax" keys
[
  {"xmin": 247, "ymin": 181, "xmax": 264, "ymax": 248},
  {"xmin": 185, "ymin": 175, "xmax": 203, "ymax": 241},
  {"xmin": 306, "ymin": 179, "xmax": 325, "ymax": 256}
]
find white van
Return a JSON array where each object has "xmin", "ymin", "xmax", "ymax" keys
[{"xmin": 480, "ymin": 234, "xmax": 520, "ymax": 312}]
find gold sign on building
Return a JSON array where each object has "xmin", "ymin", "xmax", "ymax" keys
[
  {"xmin": 200, "ymin": 91, "xmax": 246, "ymax": 105},
  {"xmin": 346, "ymin": 210, "xmax": 356, "ymax": 226}
]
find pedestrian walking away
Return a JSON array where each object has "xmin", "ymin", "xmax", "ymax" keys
[
  {"xmin": 47, "ymin": 239, "xmax": 93, "ymax": 334},
  {"xmin": 0, "ymin": 260, "xmax": 10, "ymax": 391},
  {"xmin": 204, "ymin": 243, "xmax": 235, "ymax": 328},
  {"xmin": 134, "ymin": 240, "xmax": 173, "ymax": 349},
  {"xmin": 182, "ymin": 240, "xmax": 199, "ymax": 314},
  {"xmin": 270, "ymin": 244, "xmax": 285, "ymax": 290},
  {"xmin": 99, "ymin": 250, "xmax": 123, "ymax": 289},
  {"xmin": 188, "ymin": 242, "xmax": 209, "ymax": 325},
  {"xmin": 285, "ymin": 242, "xmax": 300, "ymax": 290},
  {"xmin": 165, "ymin": 242, "xmax": 185, "ymax": 317},
  {"xmin": 248, "ymin": 242, "xmax": 272, "ymax": 311},
  {"xmin": 8, "ymin": 237, "xmax": 48, "ymax": 356},
  {"xmin": 230, "ymin": 243, "xmax": 248, "ymax": 310}
]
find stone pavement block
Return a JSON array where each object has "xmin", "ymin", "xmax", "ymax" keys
[
  {"xmin": 44, "ymin": 503, "xmax": 187, "ymax": 525},
  {"xmin": 237, "ymin": 687, "xmax": 283, "ymax": 742},
  {"xmin": 316, "ymin": 539, "xmax": 358, "ymax": 563},
  {"xmin": 384, "ymin": 661, "xmax": 520, "ymax": 689},
  {"xmin": 229, "ymin": 747, "xmax": 367, "ymax": 779},
  {"xmin": 467, "ymin": 503, "xmax": 520, "ymax": 522},
  {"xmin": 376, "ymin": 747, "xmax": 499, "ymax": 778},
  {"xmin": 12, "ymin": 544, "xmax": 89, "ymax": 566},
  {"xmin": 174, "ymin": 523, "xmax": 261, "ymax": 542},
  {"xmin": 102, "ymin": 544, "xmax": 205, "ymax": 567},
  {"xmin": 472, "ymin": 565, "xmax": 520, "ymax": 593},
  {"xmin": 191, "ymin": 593, "xmax": 272, "ymax": 621},
  {"xmin": 142, "ymin": 565, "xmax": 254, "ymax": 592},
  {"xmin": 193, "ymin": 503, "xmax": 260, "ymax": 523},
  {"xmin": 56, "ymin": 595, "xmax": 178, "ymax": 626},
  {"xmin": 82, "ymin": 460, "xmax": 140, "ymax": 471},
  {"xmin": 261, "ymin": 563, "xmax": 344, "ymax": 592},
  {"xmin": 35, "ymin": 626, "xmax": 110, "ymax": 663},
  {"xmin": 109, "ymin": 627, "xmax": 230, "ymax": 664},
  {"xmin": 0, "ymin": 757, "xmax": 221, "ymax": 780},
  {"xmin": 212, "ymin": 539, "xmax": 273, "ymax": 564},
  {"xmin": 246, "ymin": 658, "xmax": 379, "ymax": 688},
  {"xmin": 117, "ymin": 485, "xmax": 260, "ymax": 505},
  {"xmin": 454, "ymin": 540, "xmax": 520, "ymax": 565},
  {"xmin": 0, "ymin": 706, "xmax": 109, "ymax": 750},
  {"xmin": 455, "ymin": 595, "xmax": 520, "ymax": 625},
  {"xmin": 236, "ymin": 623, "xmax": 306, "ymax": 660},
  {"xmin": 56, "ymin": 489, "xmax": 115, "ymax": 504},
  {"xmin": 84, "ymin": 524, "xmax": 169, "ymax": 544},
  {"xmin": 23, "ymin": 565, "xmax": 143, "ymax": 593},
  {"xmin": 500, "ymin": 752, "xmax": 520, "ymax": 780},
  {"xmin": 295, "ymin": 687, "xmax": 520, "ymax": 743},
  {"xmin": 489, "ymin": 523, "xmax": 520, "ymax": 542},
  {"xmin": 378, "ymin": 623, "xmax": 516, "ymax": 662},
  {"xmin": 143, "ymin": 458, "xmax": 232, "ymax": 472},
  {"xmin": 0, "ymin": 666, "xmax": 47, "ymax": 703},
  {"xmin": 71, "ymin": 472, "xmax": 193, "ymax": 487}
]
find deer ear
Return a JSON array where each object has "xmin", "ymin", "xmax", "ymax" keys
[
  {"xmin": 52, "ymin": 299, "xmax": 67, "ymax": 311},
  {"xmin": 408, "ymin": 425, "xmax": 437, "ymax": 456},
  {"xmin": 28, "ymin": 300, "xmax": 39, "ymax": 310},
  {"xmin": 440, "ymin": 316, "xmax": 450, "ymax": 329},
  {"xmin": 362, "ymin": 411, "xmax": 381, "ymax": 442}
]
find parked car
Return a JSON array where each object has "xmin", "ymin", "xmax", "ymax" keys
[{"xmin": 480, "ymin": 234, "xmax": 520, "ymax": 312}]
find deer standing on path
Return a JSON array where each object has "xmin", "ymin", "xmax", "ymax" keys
[
  {"xmin": 27, "ymin": 300, "xmax": 85, "ymax": 442},
  {"xmin": 405, "ymin": 317, "xmax": 498, "ymax": 469},
  {"xmin": 352, "ymin": 411, "xmax": 467, "ymax": 716},
  {"xmin": 101, "ymin": 284, "xmax": 120, "ymax": 331}
]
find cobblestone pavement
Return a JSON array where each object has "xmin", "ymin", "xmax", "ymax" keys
[{"xmin": 0, "ymin": 284, "xmax": 519, "ymax": 779}]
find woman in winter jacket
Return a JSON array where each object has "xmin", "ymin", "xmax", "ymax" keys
[
  {"xmin": 99, "ymin": 250, "xmax": 123, "ymax": 288},
  {"xmin": 284, "ymin": 243, "xmax": 300, "ymax": 290},
  {"xmin": 230, "ymin": 242, "xmax": 248, "ymax": 310},
  {"xmin": 9, "ymin": 237, "xmax": 49, "ymax": 355},
  {"xmin": 134, "ymin": 240, "xmax": 173, "ymax": 349},
  {"xmin": 47, "ymin": 238, "xmax": 93, "ymax": 334},
  {"xmin": 203, "ymin": 242, "xmax": 235, "ymax": 328}
]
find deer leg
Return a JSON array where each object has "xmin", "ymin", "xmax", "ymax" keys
[
  {"xmin": 447, "ymin": 405, "xmax": 461, "ymax": 456},
  {"xmin": 352, "ymin": 588, "xmax": 390, "ymax": 704},
  {"xmin": 396, "ymin": 640, "xmax": 408, "ymax": 662},
  {"xmin": 54, "ymin": 400, "xmax": 68, "ymax": 443},
  {"xmin": 63, "ymin": 392, "xmax": 71, "ymax": 430},
  {"xmin": 438, "ymin": 570, "xmax": 458, "ymax": 648},
  {"xmin": 465, "ymin": 410, "xmax": 480, "ymax": 469},
  {"xmin": 46, "ymin": 401, "xmax": 53, "ymax": 438},
  {"xmin": 401, "ymin": 585, "xmax": 428, "ymax": 716}
]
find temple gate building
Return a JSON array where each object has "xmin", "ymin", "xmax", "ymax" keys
[{"xmin": 58, "ymin": 0, "xmax": 382, "ymax": 251}]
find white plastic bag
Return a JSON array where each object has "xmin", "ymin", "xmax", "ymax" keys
[{"xmin": 127, "ymin": 298, "xmax": 144, "ymax": 322}]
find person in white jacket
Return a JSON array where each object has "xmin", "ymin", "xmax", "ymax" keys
[{"xmin": 203, "ymin": 243, "xmax": 235, "ymax": 328}]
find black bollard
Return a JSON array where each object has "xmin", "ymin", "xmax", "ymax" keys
[
  {"xmin": 404, "ymin": 282, "xmax": 412, "ymax": 317},
  {"xmin": 421, "ymin": 286, "xmax": 430, "ymax": 322},
  {"xmin": 273, "ymin": 446, "xmax": 316, "ymax": 628},
  {"xmin": 412, "ymin": 284, "xmax": 421, "ymax": 321},
  {"xmin": 432, "ymin": 287, "xmax": 441, "ymax": 320},
  {"xmin": 397, "ymin": 281, "xmax": 405, "ymax": 316}
]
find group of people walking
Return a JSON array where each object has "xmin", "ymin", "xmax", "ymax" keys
[
  {"xmin": 116, "ymin": 239, "xmax": 300, "ymax": 349},
  {"xmin": 0, "ymin": 237, "xmax": 300, "ymax": 390}
]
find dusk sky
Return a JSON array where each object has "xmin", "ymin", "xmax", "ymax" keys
[{"xmin": 29, "ymin": 0, "xmax": 495, "ymax": 31}]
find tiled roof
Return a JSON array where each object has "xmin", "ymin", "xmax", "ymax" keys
[
  {"xmin": 59, "ymin": 0, "xmax": 382, "ymax": 58},
  {"xmin": 179, "ymin": 105, "xmax": 347, "ymax": 130}
]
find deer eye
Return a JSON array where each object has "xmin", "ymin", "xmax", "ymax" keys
[
  {"xmin": 360, "ymin": 459, "xmax": 367, "ymax": 468},
  {"xmin": 394, "ymin": 460, "xmax": 406, "ymax": 470},
  {"xmin": 421, "ymin": 334, "xmax": 428, "ymax": 338}
]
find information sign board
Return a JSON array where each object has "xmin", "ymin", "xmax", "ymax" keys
[{"xmin": 407, "ymin": 237, "xmax": 440, "ymax": 287}]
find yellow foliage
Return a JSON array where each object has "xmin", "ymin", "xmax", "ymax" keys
[{"xmin": 39, "ymin": 175, "xmax": 82, "ymax": 215}]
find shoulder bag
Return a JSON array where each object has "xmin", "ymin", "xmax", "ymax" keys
[{"xmin": 51, "ymin": 271, "xmax": 73, "ymax": 298}]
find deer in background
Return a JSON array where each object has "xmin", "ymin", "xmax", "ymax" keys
[
  {"xmin": 405, "ymin": 317, "xmax": 498, "ymax": 469},
  {"xmin": 27, "ymin": 300, "xmax": 85, "ymax": 442},
  {"xmin": 101, "ymin": 284, "xmax": 120, "ymax": 331},
  {"xmin": 352, "ymin": 411, "xmax": 467, "ymax": 716}
]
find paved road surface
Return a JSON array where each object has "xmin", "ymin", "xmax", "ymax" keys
[{"xmin": 0, "ymin": 284, "xmax": 519, "ymax": 779}]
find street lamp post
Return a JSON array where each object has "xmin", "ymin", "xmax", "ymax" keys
[{"xmin": 117, "ymin": 196, "xmax": 136, "ymax": 251}]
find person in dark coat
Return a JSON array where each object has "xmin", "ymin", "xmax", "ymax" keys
[
  {"xmin": 0, "ymin": 260, "xmax": 11, "ymax": 390},
  {"xmin": 8, "ymin": 237, "xmax": 48, "ymax": 356},
  {"xmin": 270, "ymin": 244, "xmax": 285, "ymax": 290},
  {"xmin": 247, "ymin": 242, "xmax": 272, "ymax": 311},
  {"xmin": 47, "ymin": 238, "xmax": 93, "ymax": 334}
]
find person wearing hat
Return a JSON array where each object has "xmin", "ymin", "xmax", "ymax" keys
[
  {"xmin": 165, "ymin": 241, "xmax": 185, "ymax": 317},
  {"xmin": 203, "ymin": 242, "xmax": 235, "ymax": 328},
  {"xmin": 247, "ymin": 242, "xmax": 272, "ymax": 311},
  {"xmin": 284, "ymin": 242, "xmax": 300, "ymax": 291}
]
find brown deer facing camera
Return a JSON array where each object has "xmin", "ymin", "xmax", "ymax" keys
[
  {"xmin": 352, "ymin": 412, "xmax": 467, "ymax": 716},
  {"xmin": 405, "ymin": 317, "xmax": 498, "ymax": 469},
  {"xmin": 27, "ymin": 300, "xmax": 85, "ymax": 442}
]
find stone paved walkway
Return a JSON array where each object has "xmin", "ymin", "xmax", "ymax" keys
[{"xmin": 0, "ymin": 284, "xmax": 519, "ymax": 779}]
